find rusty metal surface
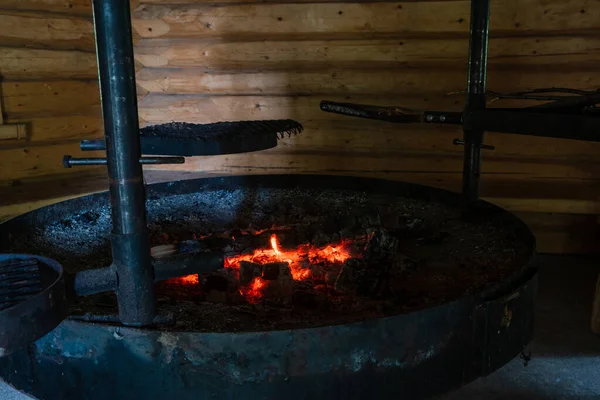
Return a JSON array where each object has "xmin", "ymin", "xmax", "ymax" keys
[{"xmin": 0, "ymin": 269, "xmax": 537, "ymax": 399}]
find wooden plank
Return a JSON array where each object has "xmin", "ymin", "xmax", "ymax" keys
[
  {"xmin": 0, "ymin": 12, "xmax": 94, "ymax": 51},
  {"xmin": 132, "ymin": 0, "xmax": 599, "ymax": 40},
  {"xmin": 140, "ymin": 0, "xmax": 445, "ymax": 4},
  {"xmin": 137, "ymin": 93, "xmax": 486, "ymax": 123},
  {"xmin": 133, "ymin": 36, "xmax": 600, "ymax": 71},
  {"xmin": 141, "ymin": 144, "xmax": 600, "ymax": 186},
  {"xmin": 0, "ymin": 1, "xmax": 92, "ymax": 16},
  {"xmin": 0, "ymin": 0, "xmax": 145, "ymax": 17},
  {"xmin": 271, "ymin": 119, "xmax": 600, "ymax": 163},
  {"xmin": 136, "ymin": 66, "xmax": 600, "ymax": 96},
  {"xmin": 3, "ymin": 115, "xmax": 102, "ymax": 143},
  {"xmin": 0, "ymin": 141, "xmax": 104, "ymax": 181},
  {"xmin": 0, "ymin": 47, "xmax": 97, "ymax": 80},
  {"xmin": 1, "ymin": 80, "xmax": 100, "ymax": 118},
  {"xmin": 136, "ymin": 68, "xmax": 464, "ymax": 95}
]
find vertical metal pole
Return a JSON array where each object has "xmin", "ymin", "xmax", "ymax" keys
[
  {"xmin": 462, "ymin": 0, "xmax": 490, "ymax": 204},
  {"xmin": 92, "ymin": 0, "xmax": 156, "ymax": 325}
]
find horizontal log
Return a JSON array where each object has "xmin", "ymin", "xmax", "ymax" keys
[
  {"xmin": 3, "ymin": 115, "xmax": 103, "ymax": 143},
  {"xmin": 515, "ymin": 212, "xmax": 600, "ymax": 254},
  {"xmin": 137, "ymin": 93, "xmax": 485, "ymax": 123},
  {"xmin": 134, "ymin": 112, "xmax": 600, "ymax": 165},
  {"xmin": 136, "ymin": 67, "xmax": 600, "ymax": 96},
  {"xmin": 136, "ymin": 93, "xmax": 566, "ymax": 127},
  {"xmin": 0, "ymin": 47, "xmax": 97, "ymax": 80},
  {"xmin": 137, "ymin": 93, "xmax": 600, "ymax": 161},
  {"xmin": 0, "ymin": 141, "xmax": 104, "ymax": 181},
  {"xmin": 206, "ymin": 118, "xmax": 600, "ymax": 164},
  {"xmin": 132, "ymin": 0, "xmax": 597, "ymax": 40},
  {"xmin": 0, "ymin": 1, "xmax": 92, "ymax": 16},
  {"xmin": 0, "ymin": 12, "xmax": 94, "ymax": 51},
  {"xmin": 134, "ymin": 36, "xmax": 600, "ymax": 71},
  {"xmin": 141, "ymin": 145, "xmax": 600, "ymax": 185},
  {"xmin": 139, "ymin": 0, "xmax": 446, "ymax": 3},
  {"xmin": 1, "ymin": 80, "xmax": 100, "ymax": 118}
]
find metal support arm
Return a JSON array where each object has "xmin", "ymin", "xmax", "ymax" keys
[{"xmin": 93, "ymin": 0, "xmax": 155, "ymax": 326}]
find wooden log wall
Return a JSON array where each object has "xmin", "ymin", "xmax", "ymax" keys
[
  {"xmin": 1, "ymin": 0, "xmax": 600, "ymax": 253},
  {"xmin": 0, "ymin": 1, "xmax": 104, "ymax": 185}
]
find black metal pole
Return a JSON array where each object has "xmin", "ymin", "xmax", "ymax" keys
[
  {"xmin": 462, "ymin": 0, "xmax": 490, "ymax": 204},
  {"xmin": 92, "ymin": 0, "xmax": 155, "ymax": 325}
]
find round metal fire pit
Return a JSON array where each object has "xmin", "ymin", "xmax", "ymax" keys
[{"xmin": 0, "ymin": 175, "xmax": 537, "ymax": 400}]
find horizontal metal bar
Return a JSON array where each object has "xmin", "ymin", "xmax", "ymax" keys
[
  {"xmin": 72, "ymin": 251, "xmax": 224, "ymax": 296},
  {"xmin": 320, "ymin": 101, "xmax": 423, "ymax": 123},
  {"xmin": 152, "ymin": 251, "xmax": 224, "ymax": 282},
  {"xmin": 320, "ymin": 100, "xmax": 462, "ymax": 125},
  {"xmin": 63, "ymin": 155, "xmax": 185, "ymax": 168},
  {"xmin": 80, "ymin": 140, "xmax": 106, "ymax": 151}
]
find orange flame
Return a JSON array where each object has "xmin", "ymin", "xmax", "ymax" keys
[
  {"xmin": 270, "ymin": 234, "xmax": 281, "ymax": 255},
  {"xmin": 226, "ymin": 234, "xmax": 352, "ymax": 282},
  {"xmin": 172, "ymin": 234, "xmax": 355, "ymax": 302}
]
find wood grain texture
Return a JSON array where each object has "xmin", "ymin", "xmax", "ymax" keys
[
  {"xmin": 132, "ymin": 0, "xmax": 598, "ymax": 40},
  {"xmin": 1, "ymin": 80, "xmax": 100, "ymax": 117},
  {"xmin": 0, "ymin": 47, "xmax": 97, "ymax": 80},
  {"xmin": 3, "ymin": 115, "xmax": 102, "ymax": 142},
  {"xmin": 0, "ymin": 11, "xmax": 94, "ymax": 51},
  {"xmin": 135, "ymin": 67, "xmax": 600, "ymax": 96},
  {"xmin": 0, "ymin": 0, "xmax": 92, "ymax": 16},
  {"xmin": 0, "ymin": 141, "xmax": 104, "ymax": 181},
  {"xmin": 140, "ymin": 146, "xmax": 600, "ymax": 188},
  {"xmin": 133, "ymin": 35, "xmax": 600, "ymax": 72},
  {"xmin": 139, "ymin": 0, "xmax": 442, "ymax": 4}
]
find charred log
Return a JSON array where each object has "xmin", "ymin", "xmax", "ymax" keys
[
  {"xmin": 262, "ymin": 262, "xmax": 292, "ymax": 281},
  {"xmin": 239, "ymin": 261, "xmax": 263, "ymax": 285}
]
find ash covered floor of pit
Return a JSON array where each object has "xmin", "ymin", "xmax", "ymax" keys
[{"xmin": 0, "ymin": 182, "xmax": 532, "ymax": 332}]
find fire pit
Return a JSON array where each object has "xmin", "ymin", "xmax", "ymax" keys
[
  {"xmin": 0, "ymin": 0, "xmax": 554, "ymax": 397},
  {"xmin": 0, "ymin": 175, "xmax": 537, "ymax": 399}
]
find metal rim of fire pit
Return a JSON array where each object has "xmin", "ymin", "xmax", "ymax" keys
[
  {"xmin": 0, "ymin": 254, "xmax": 68, "ymax": 357},
  {"xmin": 0, "ymin": 175, "xmax": 537, "ymax": 400}
]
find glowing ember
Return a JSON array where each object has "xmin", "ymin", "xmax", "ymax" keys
[
  {"xmin": 239, "ymin": 276, "xmax": 266, "ymax": 304},
  {"xmin": 174, "ymin": 274, "xmax": 199, "ymax": 285},
  {"xmin": 170, "ymin": 233, "xmax": 356, "ymax": 303},
  {"xmin": 225, "ymin": 234, "xmax": 352, "ymax": 283}
]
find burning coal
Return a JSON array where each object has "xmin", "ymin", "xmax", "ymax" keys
[{"xmin": 173, "ymin": 233, "xmax": 356, "ymax": 304}]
